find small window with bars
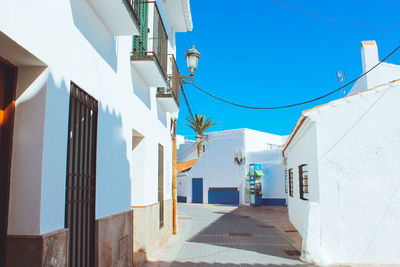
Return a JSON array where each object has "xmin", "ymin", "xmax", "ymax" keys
[
  {"xmin": 284, "ymin": 169, "xmax": 288, "ymax": 194},
  {"xmin": 288, "ymin": 169, "xmax": 294, "ymax": 197},
  {"xmin": 299, "ymin": 164, "xmax": 309, "ymax": 200}
]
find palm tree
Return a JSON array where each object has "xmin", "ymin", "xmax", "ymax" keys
[{"xmin": 184, "ymin": 114, "xmax": 217, "ymax": 157}]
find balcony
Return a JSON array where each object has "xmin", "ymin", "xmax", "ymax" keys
[
  {"xmin": 131, "ymin": 1, "xmax": 168, "ymax": 87},
  {"xmin": 86, "ymin": 0, "xmax": 140, "ymax": 35},
  {"xmin": 156, "ymin": 55, "xmax": 180, "ymax": 112}
]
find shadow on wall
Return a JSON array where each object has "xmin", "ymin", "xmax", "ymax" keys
[
  {"xmin": 157, "ymin": 103, "xmax": 167, "ymax": 127},
  {"xmin": 130, "ymin": 67, "xmax": 151, "ymax": 109},
  {"xmin": 96, "ymin": 104, "xmax": 131, "ymax": 218},
  {"xmin": 39, "ymin": 74, "xmax": 71, "ymax": 232},
  {"xmin": 69, "ymin": 0, "xmax": 118, "ymax": 72}
]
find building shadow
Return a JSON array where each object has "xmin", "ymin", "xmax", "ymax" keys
[
  {"xmin": 96, "ymin": 104, "xmax": 131, "ymax": 218},
  {"xmin": 146, "ymin": 261, "xmax": 312, "ymax": 267},
  {"xmin": 69, "ymin": 0, "xmax": 118, "ymax": 72}
]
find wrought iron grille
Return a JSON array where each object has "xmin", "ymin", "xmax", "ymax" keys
[
  {"xmin": 156, "ymin": 55, "xmax": 180, "ymax": 106},
  {"xmin": 169, "ymin": 55, "xmax": 180, "ymax": 106},
  {"xmin": 132, "ymin": 1, "xmax": 168, "ymax": 80},
  {"xmin": 125, "ymin": 0, "xmax": 141, "ymax": 27},
  {"xmin": 284, "ymin": 169, "xmax": 288, "ymax": 194},
  {"xmin": 288, "ymin": 168, "xmax": 294, "ymax": 197},
  {"xmin": 158, "ymin": 144, "xmax": 164, "ymax": 228},
  {"xmin": 299, "ymin": 164, "xmax": 309, "ymax": 200},
  {"xmin": 132, "ymin": 0, "xmax": 148, "ymax": 54},
  {"xmin": 65, "ymin": 83, "xmax": 98, "ymax": 267}
]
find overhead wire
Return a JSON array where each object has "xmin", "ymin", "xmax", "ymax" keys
[
  {"xmin": 191, "ymin": 44, "xmax": 400, "ymax": 110},
  {"xmin": 180, "ymin": 84, "xmax": 195, "ymax": 120},
  {"xmin": 270, "ymin": 0, "xmax": 400, "ymax": 27},
  {"xmin": 178, "ymin": 142, "xmax": 198, "ymax": 161}
]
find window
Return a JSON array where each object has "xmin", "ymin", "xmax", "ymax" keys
[
  {"xmin": 288, "ymin": 169, "xmax": 294, "ymax": 197},
  {"xmin": 284, "ymin": 169, "xmax": 288, "ymax": 194},
  {"xmin": 299, "ymin": 164, "xmax": 309, "ymax": 200}
]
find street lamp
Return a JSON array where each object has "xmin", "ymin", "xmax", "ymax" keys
[{"xmin": 180, "ymin": 45, "xmax": 201, "ymax": 85}]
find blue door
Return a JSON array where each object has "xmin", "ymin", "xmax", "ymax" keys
[{"xmin": 192, "ymin": 178, "xmax": 203, "ymax": 203}]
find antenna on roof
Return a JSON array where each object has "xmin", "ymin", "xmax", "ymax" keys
[{"xmin": 336, "ymin": 70, "xmax": 346, "ymax": 97}]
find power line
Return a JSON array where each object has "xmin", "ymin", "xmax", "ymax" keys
[
  {"xmin": 178, "ymin": 142, "xmax": 197, "ymax": 160},
  {"xmin": 180, "ymin": 84, "xmax": 195, "ymax": 119},
  {"xmin": 270, "ymin": 0, "xmax": 400, "ymax": 27},
  {"xmin": 191, "ymin": 44, "xmax": 400, "ymax": 110}
]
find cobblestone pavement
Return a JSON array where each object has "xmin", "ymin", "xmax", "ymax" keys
[{"xmin": 145, "ymin": 204, "xmax": 314, "ymax": 267}]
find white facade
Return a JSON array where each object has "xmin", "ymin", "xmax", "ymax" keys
[
  {"xmin": 177, "ymin": 129, "xmax": 287, "ymax": 205},
  {"xmin": 283, "ymin": 42, "xmax": 400, "ymax": 265},
  {"xmin": 0, "ymin": 0, "xmax": 192, "ymax": 263},
  {"xmin": 348, "ymin": 40, "xmax": 400, "ymax": 95}
]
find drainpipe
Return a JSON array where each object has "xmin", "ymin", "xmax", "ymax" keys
[{"xmin": 172, "ymin": 128, "xmax": 177, "ymax": 234}]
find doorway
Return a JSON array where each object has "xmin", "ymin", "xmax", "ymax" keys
[
  {"xmin": 192, "ymin": 178, "xmax": 203, "ymax": 203},
  {"xmin": 0, "ymin": 58, "xmax": 16, "ymax": 267},
  {"xmin": 65, "ymin": 83, "xmax": 98, "ymax": 267}
]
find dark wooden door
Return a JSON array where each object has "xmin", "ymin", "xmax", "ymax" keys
[
  {"xmin": 0, "ymin": 58, "xmax": 16, "ymax": 267},
  {"xmin": 65, "ymin": 83, "xmax": 98, "ymax": 267}
]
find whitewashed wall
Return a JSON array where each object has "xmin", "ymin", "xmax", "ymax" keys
[
  {"xmin": 283, "ymin": 120, "xmax": 320, "ymax": 257},
  {"xmin": 1, "ymin": 0, "xmax": 178, "ymax": 234},
  {"xmin": 348, "ymin": 41, "xmax": 400, "ymax": 95},
  {"xmin": 178, "ymin": 129, "xmax": 286, "ymax": 205},
  {"xmin": 285, "ymin": 82, "xmax": 400, "ymax": 265},
  {"xmin": 315, "ymin": 83, "xmax": 400, "ymax": 265}
]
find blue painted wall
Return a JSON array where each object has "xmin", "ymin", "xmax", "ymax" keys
[
  {"xmin": 208, "ymin": 190, "xmax": 239, "ymax": 205},
  {"xmin": 177, "ymin": 196, "xmax": 187, "ymax": 203},
  {"xmin": 261, "ymin": 198, "xmax": 286, "ymax": 206},
  {"xmin": 192, "ymin": 178, "xmax": 203, "ymax": 203}
]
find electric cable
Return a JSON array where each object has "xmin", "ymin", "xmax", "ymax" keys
[
  {"xmin": 178, "ymin": 143, "xmax": 198, "ymax": 161},
  {"xmin": 180, "ymin": 84, "xmax": 195, "ymax": 120},
  {"xmin": 270, "ymin": 0, "xmax": 400, "ymax": 27},
  {"xmin": 191, "ymin": 44, "xmax": 400, "ymax": 110}
]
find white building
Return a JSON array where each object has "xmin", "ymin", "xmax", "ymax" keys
[
  {"xmin": 0, "ymin": 0, "xmax": 192, "ymax": 266},
  {"xmin": 282, "ymin": 41, "xmax": 400, "ymax": 265},
  {"xmin": 177, "ymin": 129, "xmax": 287, "ymax": 205}
]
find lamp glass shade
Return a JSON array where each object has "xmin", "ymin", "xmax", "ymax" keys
[
  {"xmin": 186, "ymin": 56, "xmax": 198, "ymax": 74},
  {"xmin": 185, "ymin": 45, "xmax": 201, "ymax": 75}
]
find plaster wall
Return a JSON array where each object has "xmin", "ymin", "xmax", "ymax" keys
[
  {"xmin": 284, "ymin": 121, "xmax": 319, "ymax": 239},
  {"xmin": 348, "ymin": 42, "xmax": 400, "ymax": 95},
  {"xmin": 246, "ymin": 149, "xmax": 285, "ymax": 200},
  {"xmin": 310, "ymin": 83, "xmax": 400, "ymax": 265},
  {"xmin": 177, "ymin": 141, "xmax": 197, "ymax": 162},
  {"xmin": 1, "ymin": 0, "xmax": 178, "ymax": 234},
  {"xmin": 178, "ymin": 129, "xmax": 286, "ymax": 205},
  {"xmin": 186, "ymin": 129, "xmax": 246, "ymax": 204}
]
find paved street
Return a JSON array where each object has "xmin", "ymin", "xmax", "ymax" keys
[{"xmin": 145, "ymin": 204, "xmax": 313, "ymax": 266}]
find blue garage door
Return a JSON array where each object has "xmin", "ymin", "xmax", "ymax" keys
[
  {"xmin": 192, "ymin": 178, "xmax": 203, "ymax": 203},
  {"xmin": 208, "ymin": 187, "xmax": 239, "ymax": 205}
]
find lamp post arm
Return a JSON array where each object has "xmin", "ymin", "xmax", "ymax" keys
[{"xmin": 179, "ymin": 75, "xmax": 194, "ymax": 86}]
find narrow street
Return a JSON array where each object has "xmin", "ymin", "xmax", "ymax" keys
[{"xmin": 146, "ymin": 204, "xmax": 313, "ymax": 266}]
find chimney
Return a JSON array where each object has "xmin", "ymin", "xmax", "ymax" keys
[
  {"xmin": 361, "ymin": 40, "xmax": 381, "ymax": 89},
  {"xmin": 361, "ymin": 40, "xmax": 379, "ymax": 73}
]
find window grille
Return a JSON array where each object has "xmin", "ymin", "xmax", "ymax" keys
[
  {"xmin": 284, "ymin": 169, "xmax": 288, "ymax": 194},
  {"xmin": 65, "ymin": 83, "xmax": 98, "ymax": 267},
  {"xmin": 299, "ymin": 164, "xmax": 309, "ymax": 200},
  {"xmin": 288, "ymin": 169, "xmax": 294, "ymax": 197}
]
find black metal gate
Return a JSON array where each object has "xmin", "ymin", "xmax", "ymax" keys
[{"xmin": 65, "ymin": 83, "xmax": 98, "ymax": 267}]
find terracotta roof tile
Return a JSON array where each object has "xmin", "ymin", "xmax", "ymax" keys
[{"xmin": 177, "ymin": 159, "xmax": 198, "ymax": 173}]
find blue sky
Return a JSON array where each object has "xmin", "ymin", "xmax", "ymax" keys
[{"xmin": 175, "ymin": 0, "xmax": 400, "ymax": 137}]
